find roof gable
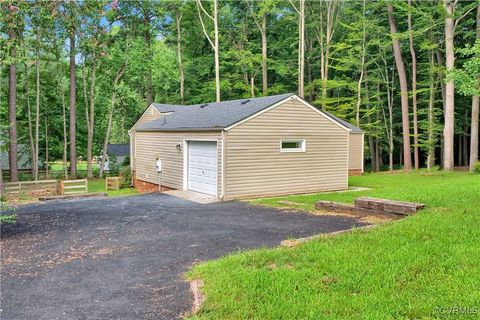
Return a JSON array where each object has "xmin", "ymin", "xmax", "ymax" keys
[
  {"xmin": 133, "ymin": 93, "xmax": 360, "ymax": 133},
  {"xmin": 135, "ymin": 93, "xmax": 294, "ymax": 131}
]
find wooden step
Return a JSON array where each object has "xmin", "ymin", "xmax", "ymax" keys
[
  {"xmin": 354, "ymin": 197, "xmax": 425, "ymax": 215},
  {"xmin": 315, "ymin": 201, "xmax": 404, "ymax": 220},
  {"xmin": 315, "ymin": 197, "xmax": 426, "ymax": 220}
]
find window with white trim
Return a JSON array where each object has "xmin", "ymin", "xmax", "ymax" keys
[{"xmin": 280, "ymin": 139, "xmax": 306, "ymax": 152}]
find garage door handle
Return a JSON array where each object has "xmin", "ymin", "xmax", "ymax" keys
[{"xmin": 202, "ymin": 170, "xmax": 205, "ymax": 175}]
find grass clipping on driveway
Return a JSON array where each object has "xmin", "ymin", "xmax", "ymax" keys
[{"xmin": 186, "ymin": 172, "xmax": 480, "ymax": 319}]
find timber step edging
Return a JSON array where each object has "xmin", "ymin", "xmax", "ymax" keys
[
  {"xmin": 354, "ymin": 197, "xmax": 425, "ymax": 215},
  {"xmin": 315, "ymin": 197, "xmax": 425, "ymax": 219}
]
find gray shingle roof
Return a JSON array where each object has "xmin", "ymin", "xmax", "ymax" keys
[
  {"xmin": 136, "ymin": 93, "xmax": 294, "ymax": 131},
  {"xmin": 136, "ymin": 93, "xmax": 361, "ymax": 133}
]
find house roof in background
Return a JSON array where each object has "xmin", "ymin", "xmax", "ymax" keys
[
  {"xmin": 136, "ymin": 93, "xmax": 361, "ymax": 133},
  {"xmin": 108, "ymin": 144, "xmax": 130, "ymax": 156}
]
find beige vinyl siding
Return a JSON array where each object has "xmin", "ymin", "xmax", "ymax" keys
[
  {"xmin": 135, "ymin": 131, "xmax": 222, "ymax": 195},
  {"xmin": 224, "ymin": 99, "xmax": 349, "ymax": 200},
  {"xmin": 131, "ymin": 106, "xmax": 163, "ymax": 171},
  {"xmin": 348, "ymin": 132, "xmax": 364, "ymax": 171}
]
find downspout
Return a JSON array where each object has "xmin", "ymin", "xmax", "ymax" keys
[
  {"xmin": 221, "ymin": 129, "xmax": 225, "ymax": 200},
  {"xmin": 128, "ymin": 129, "xmax": 133, "ymax": 187},
  {"xmin": 361, "ymin": 132, "xmax": 365, "ymax": 173}
]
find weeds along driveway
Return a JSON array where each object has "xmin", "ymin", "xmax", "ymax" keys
[{"xmin": 1, "ymin": 193, "xmax": 365, "ymax": 320}]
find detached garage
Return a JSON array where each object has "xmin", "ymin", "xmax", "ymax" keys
[{"xmin": 129, "ymin": 93, "xmax": 363, "ymax": 200}]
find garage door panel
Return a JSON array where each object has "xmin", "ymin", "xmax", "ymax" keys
[{"xmin": 188, "ymin": 141, "xmax": 217, "ymax": 196}]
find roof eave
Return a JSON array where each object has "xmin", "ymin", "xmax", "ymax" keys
[{"xmin": 135, "ymin": 127, "xmax": 224, "ymax": 132}]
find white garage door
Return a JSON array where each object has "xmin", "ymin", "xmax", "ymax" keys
[{"xmin": 188, "ymin": 141, "xmax": 217, "ymax": 196}]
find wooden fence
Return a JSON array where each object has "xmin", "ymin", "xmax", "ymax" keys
[
  {"xmin": 59, "ymin": 179, "xmax": 88, "ymax": 195},
  {"xmin": 106, "ymin": 177, "xmax": 121, "ymax": 190},
  {"xmin": 1, "ymin": 169, "xmax": 120, "ymax": 181},
  {"xmin": 3, "ymin": 180, "xmax": 58, "ymax": 197}
]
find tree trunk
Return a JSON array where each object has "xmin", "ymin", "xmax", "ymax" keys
[
  {"xmin": 436, "ymin": 50, "xmax": 446, "ymax": 169},
  {"xmin": 458, "ymin": 135, "xmax": 462, "ymax": 166},
  {"xmin": 381, "ymin": 56, "xmax": 394, "ymax": 172},
  {"xmin": 388, "ymin": 66, "xmax": 395, "ymax": 171},
  {"xmin": 427, "ymin": 49, "xmax": 437, "ymax": 170},
  {"xmin": 369, "ymin": 135, "xmax": 376, "ymax": 172},
  {"xmin": 407, "ymin": 0, "xmax": 419, "ymax": 170},
  {"xmin": 86, "ymin": 61, "xmax": 96, "ymax": 178},
  {"xmin": 25, "ymin": 64, "xmax": 36, "ymax": 180},
  {"xmin": 355, "ymin": 0, "xmax": 367, "ymax": 127},
  {"xmin": 8, "ymin": 29, "xmax": 18, "ymax": 182},
  {"xmin": 250, "ymin": 77, "xmax": 255, "ymax": 98},
  {"xmin": 99, "ymin": 66, "xmax": 126, "ymax": 178},
  {"xmin": 176, "ymin": 12, "xmax": 185, "ymax": 104},
  {"xmin": 144, "ymin": 29, "xmax": 153, "ymax": 107},
  {"xmin": 375, "ymin": 84, "xmax": 381, "ymax": 172},
  {"xmin": 61, "ymin": 71, "xmax": 68, "ymax": 179},
  {"xmin": 261, "ymin": 13, "xmax": 268, "ymax": 95},
  {"xmin": 319, "ymin": 0, "xmax": 325, "ymax": 106},
  {"xmin": 35, "ymin": 44, "xmax": 40, "ymax": 180},
  {"xmin": 471, "ymin": 95, "xmax": 479, "ymax": 171},
  {"xmin": 213, "ymin": 0, "xmax": 220, "ymax": 102},
  {"xmin": 320, "ymin": 0, "xmax": 338, "ymax": 108},
  {"xmin": 463, "ymin": 118, "xmax": 468, "ymax": 166},
  {"xmin": 365, "ymin": 75, "xmax": 376, "ymax": 172},
  {"xmin": 298, "ymin": 0, "xmax": 305, "ymax": 98},
  {"xmin": 443, "ymin": 0, "xmax": 455, "ymax": 171},
  {"xmin": 470, "ymin": 6, "xmax": 480, "ymax": 171},
  {"xmin": 69, "ymin": 31, "xmax": 77, "ymax": 178},
  {"xmin": 375, "ymin": 138, "xmax": 380, "ymax": 172},
  {"xmin": 45, "ymin": 117, "xmax": 49, "ymax": 179},
  {"xmin": 387, "ymin": 3, "xmax": 412, "ymax": 171},
  {"xmin": 0, "ymin": 152, "xmax": 3, "ymax": 197},
  {"xmin": 307, "ymin": 39, "xmax": 313, "ymax": 101}
]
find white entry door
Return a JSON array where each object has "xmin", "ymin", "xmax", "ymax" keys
[{"xmin": 188, "ymin": 141, "xmax": 217, "ymax": 196}]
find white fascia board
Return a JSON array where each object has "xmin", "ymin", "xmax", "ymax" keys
[{"xmin": 130, "ymin": 104, "xmax": 161, "ymax": 131}]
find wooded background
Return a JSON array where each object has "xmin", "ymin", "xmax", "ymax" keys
[{"xmin": 1, "ymin": 0, "xmax": 479, "ymax": 183}]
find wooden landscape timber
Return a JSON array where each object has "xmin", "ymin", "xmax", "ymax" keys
[{"xmin": 315, "ymin": 197, "xmax": 425, "ymax": 220}]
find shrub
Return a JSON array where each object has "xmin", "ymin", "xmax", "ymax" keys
[
  {"xmin": 0, "ymin": 201, "xmax": 16, "ymax": 224},
  {"xmin": 119, "ymin": 166, "xmax": 131, "ymax": 188},
  {"xmin": 474, "ymin": 161, "xmax": 480, "ymax": 173}
]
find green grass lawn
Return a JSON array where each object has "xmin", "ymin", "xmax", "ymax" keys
[
  {"xmin": 50, "ymin": 161, "xmax": 88, "ymax": 171},
  {"xmin": 187, "ymin": 172, "xmax": 480, "ymax": 319},
  {"xmin": 88, "ymin": 179, "xmax": 138, "ymax": 197}
]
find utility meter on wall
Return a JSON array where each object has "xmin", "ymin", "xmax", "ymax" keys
[{"xmin": 155, "ymin": 157, "xmax": 162, "ymax": 173}]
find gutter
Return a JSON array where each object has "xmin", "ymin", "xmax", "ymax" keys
[{"xmin": 135, "ymin": 128, "xmax": 224, "ymax": 133}]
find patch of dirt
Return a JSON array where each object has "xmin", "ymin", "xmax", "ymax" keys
[
  {"xmin": 312, "ymin": 209, "xmax": 392, "ymax": 224},
  {"xmin": 189, "ymin": 279, "xmax": 205, "ymax": 315},
  {"xmin": 42, "ymin": 245, "xmax": 116, "ymax": 269},
  {"xmin": 281, "ymin": 224, "xmax": 378, "ymax": 247}
]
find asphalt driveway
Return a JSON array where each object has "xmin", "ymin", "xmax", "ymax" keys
[{"xmin": 1, "ymin": 193, "xmax": 365, "ymax": 320}]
